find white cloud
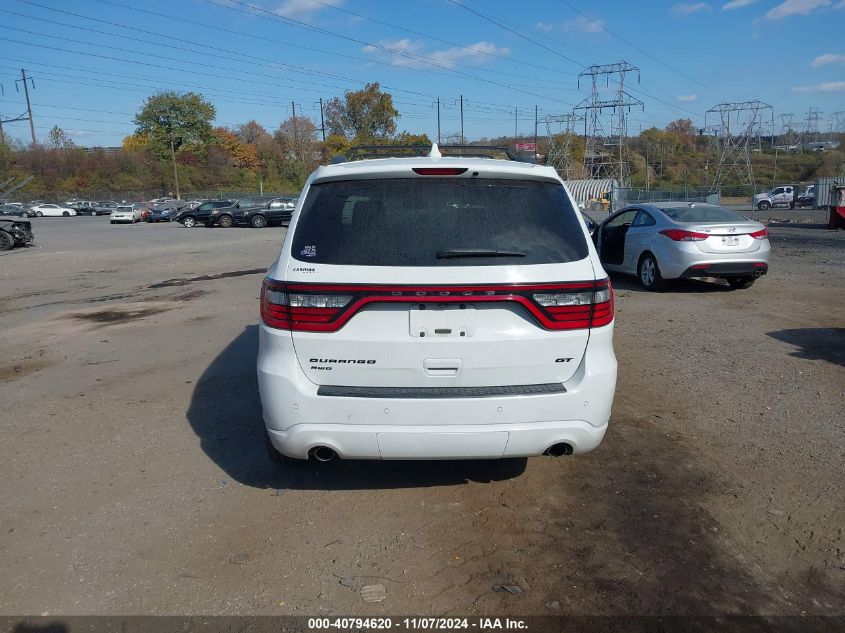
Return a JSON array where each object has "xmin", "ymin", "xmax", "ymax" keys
[
  {"xmin": 812, "ymin": 52, "xmax": 845, "ymax": 66},
  {"xmin": 535, "ymin": 21, "xmax": 555, "ymax": 31},
  {"xmin": 722, "ymin": 0, "xmax": 758, "ymax": 9},
  {"xmin": 765, "ymin": 0, "xmax": 831, "ymax": 20},
  {"xmin": 274, "ymin": 0, "xmax": 343, "ymax": 20},
  {"xmin": 792, "ymin": 80, "xmax": 845, "ymax": 92},
  {"xmin": 362, "ymin": 39, "xmax": 508, "ymax": 70},
  {"xmin": 672, "ymin": 2, "xmax": 712, "ymax": 15},
  {"xmin": 563, "ymin": 15, "xmax": 605, "ymax": 33},
  {"xmin": 677, "ymin": 94, "xmax": 699, "ymax": 101}
]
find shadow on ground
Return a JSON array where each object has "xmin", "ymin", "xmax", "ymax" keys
[
  {"xmin": 186, "ymin": 325, "xmax": 527, "ymax": 490},
  {"xmin": 768, "ymin": 328, "xmax": 845, "ymax": 367},
  {"xmin": 610, "ymin": 272, "xmax": 731, "ymax": 294}
]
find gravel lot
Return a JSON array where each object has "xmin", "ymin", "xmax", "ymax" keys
[{"xmin": 1, "ymin": 217, "xmax": 843, "ymax": 617}]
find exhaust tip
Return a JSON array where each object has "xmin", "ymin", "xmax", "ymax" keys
[
  {"xmin": 544, "ymin": 443, "xmax": 573, "ymax": 457},
  {"xmin": 311, "ymin": 446, "xmax": 338, "ymax": 462}
]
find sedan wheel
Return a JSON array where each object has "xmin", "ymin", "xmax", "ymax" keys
[
  {"xmin": 250, "ymin": 214, "xmax": 267, "ymax": 229},
  {"xmin": 182, "ymin": 216, "xmax": 196, "ymax": 228},
  {"xmin": 22, "ymin": 212, "xmax": 29, "ymax": 218},
  {"xmin": 638, "ymin": 254, "xmax": 666, "ymax": 291},
  {"xmin": 36, "ymin": 211, "xmax": 43, "ymax": 217}
]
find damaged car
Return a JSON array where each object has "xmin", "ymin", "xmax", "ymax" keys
[{"xmin": 0, "ymin": 218, "xmax": 34, "ymax": 250}]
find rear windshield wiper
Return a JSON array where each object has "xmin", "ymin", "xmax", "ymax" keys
[{"xmin": 436, "ymin": 249, "xmax": 526, "ymax": 259}]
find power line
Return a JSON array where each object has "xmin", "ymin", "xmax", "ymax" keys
[
  {"xmin": 444, "ymin": 0, "xmax": 583, "ymax": 68},
  {"xmin": 554, "ymin": 0, "xmax": 733, "ymax": 100},
  {"xmin": 16, "ymin": 0, "xmax": 550, "ymax": 90},
  {"xmin": 197, "ymin": 0, "xmax": 573, "ymax": 105},
  {"xmin": 290, "ymin": 0, "xmax": 574, "ymax": 77}
]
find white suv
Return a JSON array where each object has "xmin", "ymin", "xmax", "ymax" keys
[{"xmin": 258, "ymin": 145, "xmax": 617, "ymax": 461}]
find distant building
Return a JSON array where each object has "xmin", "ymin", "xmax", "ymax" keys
[{"xmin": 81, "ymin": 146, "xmax": 122, "ymax": 154}]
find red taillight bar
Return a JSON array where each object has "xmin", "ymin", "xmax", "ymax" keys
[
  {"xmin": 261, "ymin": 280, "xmax": 614, "ymax": 332},
  {"xmin": 749, "ymin": 228, "xmax": 769, "ymax": 239}
]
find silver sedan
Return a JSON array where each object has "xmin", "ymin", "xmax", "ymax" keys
[{"xmin": 594, "ymin": 203, "xmax": 771, "ymax": 290}]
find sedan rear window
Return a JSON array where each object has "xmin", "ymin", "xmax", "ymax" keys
[
  {"xmin": 661, "ymin": 205, "xmax": 750, "ymax": 223},
  {"xmin": 291, "ymin": 178, "xmax": 588, "ymax": 266}
]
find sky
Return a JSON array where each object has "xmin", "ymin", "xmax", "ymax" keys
[{"xmin": 0, "ymin": 0, "xmax": 844, "ymax": 147}]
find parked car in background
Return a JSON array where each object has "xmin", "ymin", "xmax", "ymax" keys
[
  {"xmin": 184, "ymin": 199, "xmax": 204, "ymax": 210},
  {"xmin": 796, "ymin": 185, "xmax": 815, "ymax": 208},
  {"xmin": 29, "ymin": 203, "xmax": 77, "ymax": 217},
  {"xmin": 594, "ymin": 202, "xmax": 770, "ymax": 290},
  {"xmin": 95, "ymin": 201, "xmax": 119, "ymax": 216},
  {"xmin": 753, "ymin": 185, "xmax": 796, "ymax": 210},
  {"xmin": 235, "ymin": 196, "xmax": 298, "ymax": 228},
  {"xmin": 0, "ymin": 217, "xmax": 34, "ymax": 250},
  {"xmin": 210, "ymin": 196, "xmax": 279, "ymax": 228},
  {"xmin": 68, "ymin": 201, "xmax": 99, "ymax": 215},
  {"xmin": 146, "ymin": 204, "xmax": 174, "ymax": 223},
  {"xmin": 173, "ymin": 199, "xmax": 233, "ymax": 227},
  {"xmin": 110, "ymin": 205, "xmax": 141, "ymax": 224},
  {"xmin": 0, "ymin": 204, "xmax": 33, "ymax": 218}
]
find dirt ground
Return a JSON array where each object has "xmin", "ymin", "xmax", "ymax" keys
[{"xmin": 0, "ymin": 217, "xmax": 843, "ymax": 617}]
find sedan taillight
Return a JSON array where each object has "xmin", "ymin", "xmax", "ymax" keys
[
  {"xmin": 659, "ymin": 229, "xmax": 709, "ymax": 241},
  {"xmin": 748, "ymin": 228, "xmax": 769, "ymax": 239}
]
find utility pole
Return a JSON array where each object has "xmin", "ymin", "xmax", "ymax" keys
[
  {"xmin": 318, "ymin": 98, "xmax": 325, "ymax": 142},
  {"xmin": 436, "ymin": 97, "xmax": 441, "ymax": 144},
  {"xmin": 170, "ymin": 137, "xmax": 180, "ymax": 200},
  {"xmin": 15, "ymin": 69, "xmax": 35, "ymax": 146},
  {"xmin": 460, "ymin": 95, "xmax": 464, "ymax": 145},
  {"xmin": 291, "ymin": 101, "xmax": 299, "ymax": 161},
  {"xmin": 534, "ymin": 105, "xmax": 538, "ymax": 155},
  {"xmin": 514, "ymin": 107, "xmax": 518, "ymax": 144}
]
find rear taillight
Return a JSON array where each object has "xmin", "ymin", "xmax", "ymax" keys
[
  {"xmin": 261, "ymin": 279, "xmax": 352, "ymax": 331},
  {"xmin": 261, "ymin": 280, "xmax": 614, "ymax": 332},
  {"xmin": 659, "ymin": 228, "xmax": 709, "ymax": 241},
  {"xmin": 532, "ymin": 282, "xmax": 613, "ymax": 329},
  {"xmin": 749, "ymin": 228, "xmax": 769, "ymax": 239}
]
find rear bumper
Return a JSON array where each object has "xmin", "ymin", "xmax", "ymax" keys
[
  {"xmin": 680, "ymin": 262, "xmax": 768, "ymax": 278},
  {"xmin": 267, "ymin": 420, "xmax": 607, "ymax": 459},
  {"xmin": 258, "ymin": 323, "xmax": 617, "ymax": 460}
]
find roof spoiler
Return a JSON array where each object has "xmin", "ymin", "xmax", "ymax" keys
[{"xmin": 333, "ymin": 144, "xmax": 518, "ymax": 163}]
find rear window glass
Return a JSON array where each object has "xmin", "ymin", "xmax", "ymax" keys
[
  {"xmin": 291, "ymin": 178, "xmax": 588, "ymax": 266},
  {"xmin": 660, "ymin": 205, "xmax": 749, "ymax": 223}
]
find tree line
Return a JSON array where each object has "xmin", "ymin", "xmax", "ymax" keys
[{"xmin": 0, "ymin": 82, "xmax": 842, "ymax": 200}]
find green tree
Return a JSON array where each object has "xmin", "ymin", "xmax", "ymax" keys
[
  {"xmin": 133, "ymin": 91, "xmax": 216, "ymax": 158},
  {"xmin": 47, "ymin": 125, "xmax": 75, "ymax": 150},
  {"xmin": 324, "ymin": 82, "xmax": 398, "ymax": 140}
]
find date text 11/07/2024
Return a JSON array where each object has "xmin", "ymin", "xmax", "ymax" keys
[{"xmin": 307, "ymin": 617, "xmax": 528, "ymax": 630}]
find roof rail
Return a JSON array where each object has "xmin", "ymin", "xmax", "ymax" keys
[{"xmin": 336, "ymin": 144, "xmax": 519, "ymax": 162}]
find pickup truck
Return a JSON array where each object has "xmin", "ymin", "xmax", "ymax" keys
[
  {"xmin": 753, "ymin": 185, "xmax": 797, "ymax": 210},
  {"xmin": 795, "ymin": 185, "xmax": 815, "ymax": 209}
]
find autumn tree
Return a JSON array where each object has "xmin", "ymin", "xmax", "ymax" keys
[
  {"xmin": 133, "ymin": 91, "xmax": 216, "ymax": 158},
  {"xmin": 235, "ymin": 120, "xmax": 270, "ymax": 145},
  {"xmin": 324, "ymin": 82, "xmax": 399, "ymax": 141},
  {"xmin": 47, "ymin": 126, "xmax": 75, "ymax": 150},
  {"xmin": 274, "ymin": 115, "xmax": 319, "ymax": 165},
  {"xmin": 214, "ymin": 127, "xmax": 261, "ymax": 169}
]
